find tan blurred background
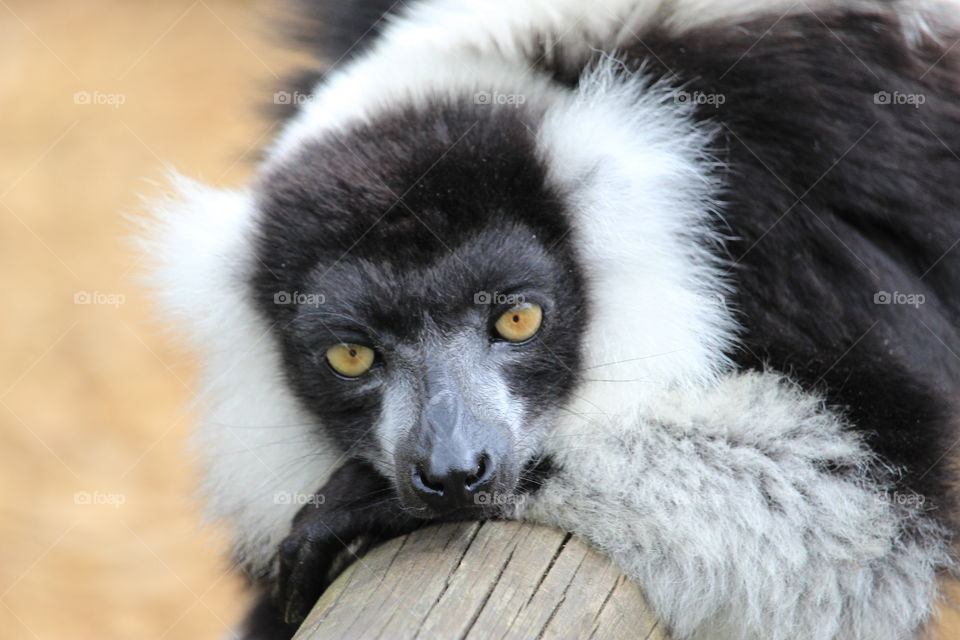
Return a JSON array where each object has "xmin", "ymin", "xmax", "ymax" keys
[
  {"xmin": 0, "ymin": 0, "xmax": 310, "ymax": 637},
  {"xmin": 1, "ymin": 1, "xmax": 959, "ymax": 639}
]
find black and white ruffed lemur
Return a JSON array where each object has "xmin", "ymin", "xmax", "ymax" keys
[{"xmin": 143, "ymin": 0, "xmax": 960, "ymax": 638}]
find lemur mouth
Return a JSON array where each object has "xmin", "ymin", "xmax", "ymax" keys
[{"xmin": 421, "ymin": 504, "xmax": 502, "ymax": 522}]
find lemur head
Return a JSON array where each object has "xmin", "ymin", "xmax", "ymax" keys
[
  {"xmin": 147, "ymin": 60, "xmax": 734, "ymax": 534},
  {"xmin": 252, "ymin": 102, "xmax": 586, "ymax": 518}
]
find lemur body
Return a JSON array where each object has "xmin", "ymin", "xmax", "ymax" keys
[{"xmin": 145, "ymin": 1, "xmax": 960, "ymax": 638}]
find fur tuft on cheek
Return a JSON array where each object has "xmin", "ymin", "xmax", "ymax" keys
[{"xmin": 138, "ymin": 174, "xmax": 342, "ymax": 579}]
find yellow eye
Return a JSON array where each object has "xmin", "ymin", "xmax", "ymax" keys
[
  {"xmin": 494, "ymin": 303, "xmax": 543, "ymax": 342},
  {"xmin": 325, "ymin": 343, "xmax": 375, "ymax": 378}
]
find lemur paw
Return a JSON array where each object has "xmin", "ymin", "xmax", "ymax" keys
[
  {"xmin": 275, "ymin": 509, "xmax": 346, "ymax": 624},
  {"xmin": 272, "ymin": 459, "xmax": 424, "ymax": 625}
]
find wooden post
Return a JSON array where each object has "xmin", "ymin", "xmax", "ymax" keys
[{"xmin": 294, "ymin": 520, "xmax": 668, "ymax": 640}]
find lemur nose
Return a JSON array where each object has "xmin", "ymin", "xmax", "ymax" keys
[{"xmin": 411, "ymin": 452, "xmax": 494, "ymax": 510}]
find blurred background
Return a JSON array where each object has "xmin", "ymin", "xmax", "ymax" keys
[
  {"xmin": 0, "ymin": 0, "xmax": 311, "ymax": 637},
  {"xmin": 1, "ymin": 1, "xmax": 958, "ymax": 638}
]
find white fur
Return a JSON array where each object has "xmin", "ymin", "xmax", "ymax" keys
[
  {"xmin": 537, "ymin": 60, "xmax": 735, "ymax": 415},
  {"xmin": 140, "ymin": 176, "xmax": 339, "ymax": 576},
  {"xmin": 266, "ymin": 51, "xmax": 563, "ymax": 163},
  {"xmin": 517, "ymin": 370, "xmax": 950, "ymax": 640}
]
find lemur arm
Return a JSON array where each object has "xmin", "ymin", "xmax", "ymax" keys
[{"xmin": 516, "ymin": 371, "xmax": 950, "ymax": 640}]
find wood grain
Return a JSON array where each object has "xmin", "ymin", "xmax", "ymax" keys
[{"xmin": 295, "ymin": 522, "xmax": 666, "ymax": 640}]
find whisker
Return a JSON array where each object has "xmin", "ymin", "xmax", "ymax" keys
[
  {"xmin": 216, "ymin": 436, "xmax": 323, "ymax": 456},
  {"xmin": 584, "ymin": 349, "xmax": 687, "ymax": 370},
  {"xmin": 213, "ymin": 421, "xmax": 323, "ymax": 430}
]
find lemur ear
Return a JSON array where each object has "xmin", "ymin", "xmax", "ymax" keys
[{"xmin": 138, "ymin": 173, "xmax": 260, "ymax": 349}]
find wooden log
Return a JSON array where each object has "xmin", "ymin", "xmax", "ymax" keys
[{"xmin": 294, "ymin": 520, "xmax": 668, "ymax": 640}]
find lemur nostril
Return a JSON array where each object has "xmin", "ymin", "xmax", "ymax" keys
[
  {"xmin": 465, "ymin": 454, "xmax": 488, "ymax": 489},
  {"xmin": 414, "ymin": 464, "xmax": 445, "ymax": 494}
]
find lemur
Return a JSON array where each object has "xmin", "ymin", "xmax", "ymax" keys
[{"xmin": 143, "ymin": 1, "xmax": 960, "ymax": 638}]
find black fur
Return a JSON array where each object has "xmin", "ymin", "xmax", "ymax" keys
[
  {"xmin": 270, "ymin": 0, "xmax": 404, "ymax": 122},
  {"xmin": 620, "ymin": 8, "xmax": 960, "ymax": 529},
  {"xmin": 240, "ymin": 593, "xmax": 299, "ymax": 640},
  {"xmin": 287, "ymin": 0, "xmax": 401, "ymax": 64}
]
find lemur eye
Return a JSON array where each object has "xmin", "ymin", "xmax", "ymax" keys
[
  {"xmin": 494, "ymin": 303, "xmax": 543, "ymax": 342},
  {"xmin": 325, "ymin": 343, "xmax": 375, "ymax": 377}
]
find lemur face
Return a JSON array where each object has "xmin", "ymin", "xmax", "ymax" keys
[{"xmin": 251, "ymin": 101, "xmax": 587, "ymax": 518}]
